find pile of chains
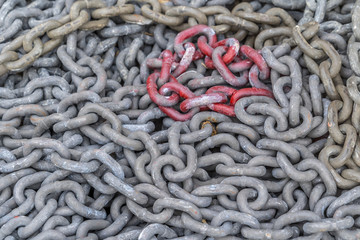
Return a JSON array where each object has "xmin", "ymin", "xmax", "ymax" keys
[
  {"xmin": 0, "ymin": 0, "xmax": 359, "ymax": 239},
  {"xmin": 146, "ymin": 24, "xmax": 274, "ymax": 120}
]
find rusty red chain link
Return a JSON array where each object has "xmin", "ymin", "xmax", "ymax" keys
[{"xmin": 146, "ymin": 24, "xmax": 274, "ymax": 121}]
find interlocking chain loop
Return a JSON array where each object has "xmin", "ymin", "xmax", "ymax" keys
[
  {"xmin": 0, "ymin": 0, "xmax": 360, "ymax": 239},
  {"xmin": 0, "ymin": 0, "xmax": 345, "ymax": 77}
]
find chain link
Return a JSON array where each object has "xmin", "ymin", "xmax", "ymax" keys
[
  {"xmin": 0, "ymin": 0, "xmax": 329, "ymax": 76},
  {"xmin": 0, "ymin": 0, "xmax": 360, "ymax": 239}
]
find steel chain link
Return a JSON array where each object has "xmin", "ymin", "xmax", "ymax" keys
[
  {"xmin": 0, "ymin": 0, "xmax": 326, "ymax": 77},
  {"xmin": 0, "ymin": 0, "xmax": 360, "ymax": 239}
]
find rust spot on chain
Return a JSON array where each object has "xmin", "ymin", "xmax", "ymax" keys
[
  {"xmin": 206, "ymin": 117, "xmax": 217, "ymax": 123},
  {"xmin": 201, "ymin": 120, "xmax": 217, "ymax": 136}
]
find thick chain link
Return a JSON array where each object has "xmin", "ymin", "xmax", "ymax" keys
[
  {"xmin": 314, "ymin": 0, "xmax": 360, "ymax": 190},
  {"xmin": 1, "ymin": 0, "xmax": 360, "ymax": 239},
  {"xmin": 0, "ymin": 0, "xmax": 299, "ymax": 76}
]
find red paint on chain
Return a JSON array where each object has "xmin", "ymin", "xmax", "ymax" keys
[
  {"xmin": 240, "ymin": 45, "xmax": 270, "ymax": 80},
  {"xmin": 160, "ymin": 81, "xmax": 209, "ymax": 112},
  {"xmin": 208, "ymin": 104, "xmax": 236, "ymax": 117},
  {"xmin": 180, "ymin": 92, "xmax": 228, "ymax": 112},
  {"xmin": 248, "ymin": 64, "xmax": 271, "ymax": 91},
  {"xmin": 174, "ymin": 25, "xmax": 217, "ymax": 58},
  {"xmin": 158, "ymin": 50, "xmax": 174, "ymax": 86},
  {"xmin": 159, "ymin": 81, "xmax": 196, "ymax": 99},
  {"xmin": 197, "ymin": 36, "xmax": 213, "ymax": 57},
  {"xmin": 230, "ymin": 88, "xmax": 274, "ymax": 105},
  {"xmin": 206, "ymin": 86, "xmax": 237, "ymax": 116},
  {"xmin": 206, "ymin": 86, "xmax": 237, "ymax": 96},
  {"xmin": 212, "ymin": 46, "xmax": 248, "ymax": 87},
  {"xmin": 199, "ymin": 37, "xmax": 240, "ymax": 66},
  {"xmin": 173, "ymin": 42, "xmax": 196, "ymax": 77},
  {"xmin": 147, "ymin": 72, "xmax": 179, "ymax": 107},
  {"xmin": 228, "ymin": 59, "xmax": 253, "ymax": 72},
  {"xmin": 208, "ymin": 88, "xmax": 274, "ymax": 117},
  {"xmin": 204, "ymin": 56, "xmax": 215, "ymax": 69},
  {"xmin": 214, "ymin": 38, "xmax": 240, "ymax": 64},
  {"xmin": 145, "ymin": 25, "xmax": 273, "ymax": 121}
]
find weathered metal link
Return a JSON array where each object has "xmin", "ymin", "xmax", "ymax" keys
[
  {"xmin": 0, "ymin": 0, "xmax": 344, "ymax": 74},
  {"xmin": 0, "ymin": 0, "xmax": 359, "ymax": 239}
]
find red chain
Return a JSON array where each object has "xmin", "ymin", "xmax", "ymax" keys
[{"xmin": 146, "ymin": 25, "xmax": 274, "ymax": 121}]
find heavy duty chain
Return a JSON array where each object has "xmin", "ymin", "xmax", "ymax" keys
[
  {"xmin": 320, "ymin": 0, "xmax": 360, "ymax": 189},
  {"xmin": 145, "ymin": 24, "xmax": 274, "ymax": 120},
  {"xmin": 0, "ymin": 0, "xmax": 316, "ymax": 76},
  {"xmin": 1, "ymin": 0, "xmax": 360, "ymax": 239}
]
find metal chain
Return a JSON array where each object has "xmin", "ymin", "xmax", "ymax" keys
[
  {"xmin": 0, "ymin": 0, "xmax": 360, "ymax": 239},
  {"xmin": 0, "ymin": 0, "xmax": 307, "ymax": 77},
  {"xmin": 319, "ymin": 0, "xmax": 360, "ymax": 189}
]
